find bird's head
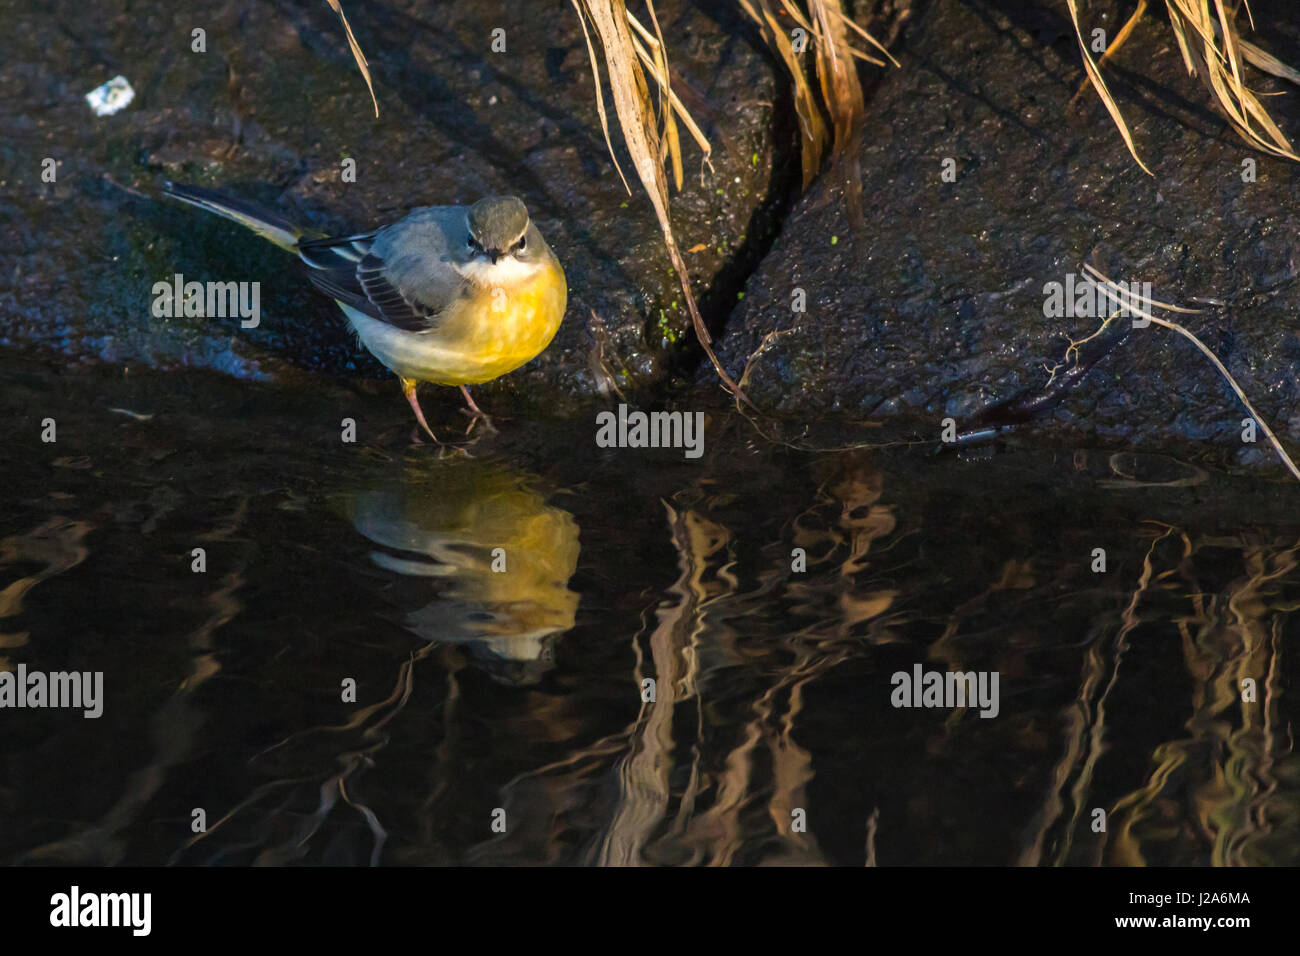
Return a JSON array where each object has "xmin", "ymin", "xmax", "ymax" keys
[
  {"xmin": 465, "ymin": 196, "xmax": 532, "ymax": 260},
  {"xmin": 457, "ymin": 196, "xmax": 546, "ymax": 286}
]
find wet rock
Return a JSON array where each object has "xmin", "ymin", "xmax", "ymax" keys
[
  {"xmin": 0, "ymin": 0, "xmax": 781, "ymax": 406},
  {"xmin": 713, "ymin": 0, "xmax": 1300, "ymax": 467}
]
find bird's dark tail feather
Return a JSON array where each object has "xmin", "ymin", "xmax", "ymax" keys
[{"xmin": 161, "ymin": 181, "xmax": 321, "ymax": 252}]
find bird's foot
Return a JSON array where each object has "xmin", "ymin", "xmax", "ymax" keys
[
  {"xmin": 461, "ymin": 408, "xmax": 498, "ymax": 437},
  {"xmin": 458, "ymin": 385, "xmax": 498, "ymax": 437}
]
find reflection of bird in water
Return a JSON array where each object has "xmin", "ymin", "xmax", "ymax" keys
[{"xmin": 342, "ymin": 459, "xmax": 580, "ymax": 684}]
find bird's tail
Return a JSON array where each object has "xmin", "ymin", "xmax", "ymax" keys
[{"xmin": 161, "ymin": 181, "xmax": 322, "ymax": 253}]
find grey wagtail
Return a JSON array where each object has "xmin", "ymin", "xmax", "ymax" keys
[{"xmin": 162, "ymin": 182, "xmax": 567, "ymax": 440}]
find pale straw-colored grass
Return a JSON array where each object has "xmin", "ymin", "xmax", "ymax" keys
[
  {"xmin": 326, "ymin": 0, "xmax": 379, "ymax": 118},
  {"xmin": 1082, "ymin": 263, "xmax": 1300, "ymax": 481},
  {"xmin": 1071, "ymin": 1, "xmax": 1300, "ymax": 171}
]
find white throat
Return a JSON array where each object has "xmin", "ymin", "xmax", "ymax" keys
[{"xmin": 456, "ymin": 256, "xmax": 542, "ymax": 287}]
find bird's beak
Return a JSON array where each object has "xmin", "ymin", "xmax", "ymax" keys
[{"xmin": 489, "ymin": 250, "xmax": 505, "ymax": 264}]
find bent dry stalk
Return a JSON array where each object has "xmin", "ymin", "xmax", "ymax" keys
[{"xmin": 1082, "ymin": 263, "xmax": 1300, "ymax": 482}]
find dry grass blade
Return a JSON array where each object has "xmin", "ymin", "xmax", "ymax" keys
[
  {"xmin": 736, "ymin": 0, "xmax": 830, "ymax": 189},
  {"xmin": 574, "ymin": 0, "xmax": 889, "ymax": 400},
  {"xmin": 325, "ymin": 0, "xmax": 379, "ymax": 118},
  {"xmin": 734, "ymin": 0, "xmax": 889, "ymax": 196},
  {"xmin": 1236, "ymin": 36, "xmax": 1300, "ymax": 85},
  {"xmin": 834, "ymin": 8, "xmax": 898, "ymax": 67},
  {"xmin": 1167, "ymin": 0, "xmax": 1298, "ymax": 160},
  {"xmin": 644, "ymin": 3, "xmax": 683, "ymax": 190},
  {"xmin": 1068, "ymin": 0, "xmax": 1148, "ymax": 107},
  {"xmin": 810, "ymin": 0, "xmax": 867, "ymax": 226},
  {"xmin": 629, "ymin": 41, "xmax": 714, "ymax": 159},
  {"xmin": 1067, "ymin": 0, "xmax": 1153, "ymax": 174},
  {"xmin": 1076, "ymin": 0, "xmax": 1299, "ymax": 166},
  {"xmin": 1082, "ymin": 264, "xmax": 1300, "ymax": 482},
  {"xmin": 626, "ymin": 10, "xmax": 713, "ymax": 170},
  {"xmin": 572, "ymin": 0, "xmax": 633, "ymax": 195},
  {"xmin": 574, "ymin": 0, "xmax": 748, "ymax": 402},
  {"xmin": 777, "ymin": 1, "xmax": 891, "ymax": 67}
]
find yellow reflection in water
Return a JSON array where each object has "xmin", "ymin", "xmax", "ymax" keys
[{"xmin": 343, "ymin": 458, "xmax": 580, "ymax": 681}]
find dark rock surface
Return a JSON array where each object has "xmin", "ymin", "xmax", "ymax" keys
[
  {"xmin": 0, "ymin": 0, "xmax": 780, "ymax": 404},
  {"xmin": 711, "ymin": 0, "xmax": 1300, "ymax": 467},
  {"xmin": 5, "ymin": 0, "xmax": 1300, "ymax": 465}
]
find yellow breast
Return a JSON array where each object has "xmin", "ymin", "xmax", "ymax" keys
[{"xmin": 430, "ymin": 259, "xmax": 568, "ymax": 386}]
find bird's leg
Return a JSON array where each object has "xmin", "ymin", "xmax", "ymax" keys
[
  {"xmin": 458, "ymin": 385, "xmax": 497, "ymax": 435},
  {"xmin": 401, "ymin": 377, "xmax": 439, "ymax": 442}
]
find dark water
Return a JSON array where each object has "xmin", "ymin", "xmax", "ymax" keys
[{"xmin": 1, "ymin": 354, "xmax": 1298, "ymax": 866}]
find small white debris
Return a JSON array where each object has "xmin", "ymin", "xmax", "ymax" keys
[
  {"xmin": 108, "ymin": 407, "xmax": 154, "ymax": 421},
  {"xmin": 85, "ymin": 76, "xmax": 135, "ymax": 116}
]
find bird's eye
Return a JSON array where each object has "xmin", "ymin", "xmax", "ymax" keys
[
  {"xmin": 517, "ymin": 235, "xmax": 526, "ymax": 251},
  {"xmin": 466, "ymin": 235, "xmax": 476, "ymax": 249}
]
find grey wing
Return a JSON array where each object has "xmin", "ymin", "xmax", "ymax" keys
[{"xmin": 298, "ymin": 207, "xmax": 469, "ymax": 333}]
